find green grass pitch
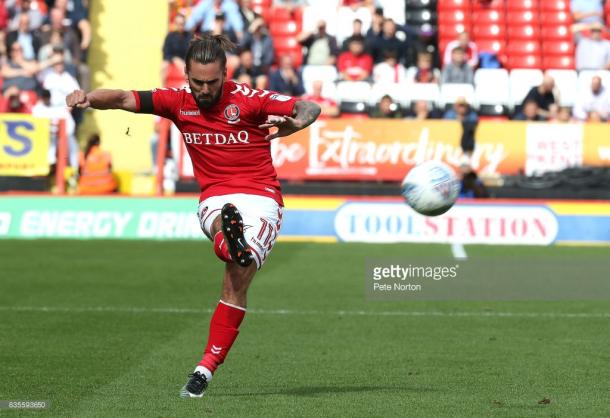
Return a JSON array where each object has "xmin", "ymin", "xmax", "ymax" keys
[{"xmin": 0, "ymin": 240, "xmax": 608, "ymax": 417}]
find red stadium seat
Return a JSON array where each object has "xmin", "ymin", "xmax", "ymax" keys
[
  {"xmin": 507, "ymin": 54, "xmax": 542, "ymax": 69},
  {"xmin": 251, "ymin": 0, "xmax": 272, "ymax": 6},
  {"xmin": 506, "ymin": 40, "xmax": 541, "ymax": 55},
  {"xmin": 543, "ymin": 55, "xmax": 575, "ymax": 69},
  {"xmin": 276, "ymin": 49, "xmax": 303, "ymax": 67},
  {"xmin": 506, "ymin": 0, "xmax": 539, "ymax": 11},
  {"xmin": 437, "ymin": 0, "xmax": 470, "ymax": 11},
  {"xmin": 539, "ymin": 11, "xmax": 572, "ymax": 26},
  {"xmin": 542, "ymin": 40, "xmax": 574, "ymax": 55},
  {"xmin": 273, "ymin": 36, "xmax": 299, "ymax": 50},
  {"xmin": 438, "ymin": 10, "xmax": 469, "ymax": 24},
  {"xmin": 539, "ymin": 0, "xmax": 569, "ymax": 11},
  {"xmin": 471, "ymin": 0, "xmax": 504, "ymax": 11},
  {"xmin": 472, "ymin": 24, "xmax": 506, "ymax": 40},
  {"xmin": 269, "ymin": 7, "xmax": 292, "ymax": 22},
  {"xmin": 540, "ymin": 25, "xmax": 571, "ymax": 40},
  {"xmin": 476, "ymin": 39, "xmax": 507, "ymax": 64},
  {"xmin": 507, "ymin": 25, "xmax": 540, "ymax": 40},
  {"xmin": 269, "ymin": 20, "xmax": 300, "ymax": 37},
  {"xmin": 472, "ymin": 10, "xmax": 505, "ymax": 24},
  {"xmin": 438, "ymin": 23, "xmax": 472, "ymax": 38},
  {"xmin": 506, "ymin": 11, "xmax": 539, "ymax": 25}
]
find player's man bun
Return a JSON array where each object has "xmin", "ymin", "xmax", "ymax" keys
[{"xmin": 185, "ymin": 34, "xmax": 236, "ymax": 70}]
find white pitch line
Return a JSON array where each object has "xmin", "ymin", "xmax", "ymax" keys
[
  {"xmin": 451, "ymin": 242, "xmax": 468, "ymax": 260},
  {"xmin": 0, "ymin": 305, "xmax": 608, "ymax": 319}
]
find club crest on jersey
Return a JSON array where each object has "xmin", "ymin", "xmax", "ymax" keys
[{"xmin": 224, "ymin": 104, "xmax": 240, "ymax": 124}]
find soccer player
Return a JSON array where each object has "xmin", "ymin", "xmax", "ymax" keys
[{"xmin": 66, "ymin": 34, "xmax": 321, "ymax": 397}]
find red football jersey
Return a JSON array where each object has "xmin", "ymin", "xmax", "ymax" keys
[{"xmin": 133, "ymin": 81, "xmax": 297, "ymax": 206}]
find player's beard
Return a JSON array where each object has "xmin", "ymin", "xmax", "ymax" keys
[{"xmin": 194, "ymin": 88, "xmax": 222, "ymax": 110}]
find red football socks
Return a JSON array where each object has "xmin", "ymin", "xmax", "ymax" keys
[
  {"xmin": 213, "ymin": 231, "xmax": 233, "ymax": 263},
  {"xmin": 198, "ymin": 300, "xmax": 246, "ymax": 373}
]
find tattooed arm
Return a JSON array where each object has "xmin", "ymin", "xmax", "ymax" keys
[{"xmin": 259, "ymin": 100, "xmax": 321, "ymax": 141}]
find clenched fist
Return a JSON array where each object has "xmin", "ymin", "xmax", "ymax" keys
[{"xmin": 66, "ymin": 90, "xmax": 90, "ymax": 109}]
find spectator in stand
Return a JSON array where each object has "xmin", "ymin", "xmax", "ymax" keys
[
  {"xmin": 269, "ymin": 54, "xmax": 305, "ymax": 96},
  {"xmin": 342, "ymin": 18, "xmax": 363, "ymax": 51},
  {"xmin": 161, "ymin": 13, "xmax": 192, "ymax": 82},
  {"xmin": 185, "ymin": 0, "xmax": 244, "ymax": 41},
  {"xmin": 235, "ymin": 72, "xmax": 252, "ymax": 86},
  {"xmin": 240, "ymin": 17, "xmax": 273, "ymax": 74},
  {"xmin": 365, "ymin": 7, "xmax": 383, "ymax": 47},
  {"xmin": 7, "ymin": 0, "xmax": 44, "ymax": 31},
  {"xmin": 513, "ymin": 100, "xmax": 544, "ymax": 121},
  {"xmin": 52, "ymin": 0, "xmax": 91, "ymax": 58},
  {"xmin": 0, "ymin": 85, "xmax": 32, "ymax": 112},
  {"xmin": 6, "ymin": 13, "xmax": 40, "ymax": 60},
  {"xmin": 369, "ymin": 18, "xmax": 405, "ymax": 64},
  {"xmin": 370, "ymin": 94, "xmax": 402, "ymax": 118},
  {"xmin": 460, "ymin": 171, "xmax": 489, "ymax": 198},
  {"xmin": 337, "ymin": 35, "xmax": 372, "ymax": 81},
  {"xmin": 40, "ymin": 49, "xmax": 79, "ymax": 107},
  {"xmin": 334, "ymin": 0, "xmax": 372, "ymax": 45},
  {"xmin": 32, "ymin": 88, "xmax": 79, "ymax": 171},
  {"xmin": 570, "ymin": 0, "xmax": 604, "ymax": 25},
  {"xmin": 587, "ymin": 110, "xmax": 604, "ymax": 122},
  {"xmin": 38, "ymin": 31, "xmax": 73, "ymax": 63},
  {"xmin": 521, "ymin": 75, "xmax": 558, "ymax": 119},
  {"xmin": 301, "ymin": 79, "xmax": 339, "ymax": 117},
  {"xmin": 1, "ymin": 41, "xmax": 39, "ymax": 91},
  {"xmin": 373, "ymin": 50, "xmax": 406, "ymax": 84},
  {"xmin": 237, "ymin": 0, "xmax": 259, "ymax": 30},
  {"xmin": 573, "ymin": 75, "xmax": 610, "ymax": 120},
  {"xmin": 78, "ymin": 134, "xmax": 118, "ymax": 195},
  {"xmin": 406, "ymin": 51, "xmax": 440, "ymax": 84},
  {"xmin": 444, "ymin": 97, "xmax": 478, "ymax": 158},
  {"xmin": 442, "ymin": 31, "xmax": 478, "ymax": 68},
  {"xmin": 298, "ymin": 20, "xmax": 339, "ymax": 66},
  {"xmin": 554, "ymin": 106, "xmax": 574, "ymax": 122},
  {"xmin": 575, "ymin": 23, "xmax": 610, "ymax": 70},
  {"xmin": 405, "ymin": 100, "xmax": 440, "ymax": 120},
  {"xmin": 39, "ymin": 7, "xmax": 80, "ymax": 65},
  {"xmin": 233, "ymin": 48, "xmax": 267, "ymax": 87},
  {"xmin": 441, "ymin": 46, "xmax": 474, "ymax": 85}
]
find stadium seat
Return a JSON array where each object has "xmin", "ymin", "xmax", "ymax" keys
[
  {"xmin": 440, "ymin": 83, "xmax": 476, "ymax": 109},
  {"xmin": 302, "ymin": 65, "xmax": 338, "ymax": 94},
  {"xmin": 542, "ymin": 40, "xmax": 574, "ymax": 56},
  {"xmin": 474, "ymin": 68, "xmax": 510, "ymax": 114},
  {"xmin": 543, "ymin": 55, "xmax": 575, "ymax": 70},
  {"xmin": 336, "ymin": 81, "xmax": 372, "ymax": 103},
  {"xmin": 471, "ymin": 0, "xmax": 504, "ymax": 11},
  {"xmin": 438, "ymin": 10, "xmax": 469, "ymax": 24},
  {"xmin": 540, "ymin": 25, "xmax": 571, "ymax": 40},
  {"xmin": 506, "ymin": 0, "xmax": 539, "ymax": 10},
  {"xmin": 545, "ymin": 69, "xmax": 578, "ymax": 105},
  {"xmin": 273, "ymin": 36, "xmax": 299, "ymax": 50},
  {"xmin": 269, "ymin": 7, "xmax": 293, "ymax": 22},
  {"xmin": 510, "ymin": 69, "xmax": 544, "ymax": 106},
  {"xmin": 437, "ymin": 0, "xmax": 470, "ymax": 11},
  {"xmin": 472, "ymin": 10, "xmax": 505, "ymax": 24},
  {"xmin": 539, "ymin": 11, "xmax": 572, "ymax": 26},
  {"xmin": 476, "ymin": 39, "xmax": 506, "ymax": 54},
  {"xmin": 405, "ymin": 0, "xmax": 434, "ymax": 10},
  {"xmin": 405, "ymin": 10, "xmax": 437, "ymax": 25},
  {"xmin": 269, "ymin": 21, "xmax": 300, "ymax": 37},
  {"xmin": 539, "ymin": 0, "xmax": 569, "ymax": 11},
  {"xmin": 438, "ymin": 23, "xmax": 471, "ymax": 38},
  {"xmin": 507, "ymin": 54, "xmax": 542, "ymax": 69},
  {"xmin": 506, "ymin": 40, "xmax": 541, "ymax": 55},
  {"xmin": 506, "ymin": 11, "xmax": 539, "ymax": 25},
  {"xmin": 577, "ymin": 70, "xmax": 610, "ymax": 92},
  {"xmin": 506, "ymin": 25, "xmax": 541, "ymax": 40},
  {"xmin": 368, "ymin": 82, "xmax": 409, "ymax": 107},
  {"xmin": 251, "ymin": 0, "xmax": 272, "ymax": 6},
  {"xmin": 472, "ymin": 24, "xmax": 506, "ymax": 40},
  {"xmin": 406, "ymin": 83, "xmax": 441, "ymax": 107}
]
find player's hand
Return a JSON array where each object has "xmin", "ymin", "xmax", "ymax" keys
[
  {"xmin": 66, "ymin": 90, "xmax": 90, "ymax": 110},
  {"xmin": 259, "ymin": 115, "xmax": 302, "ymax": 141}
]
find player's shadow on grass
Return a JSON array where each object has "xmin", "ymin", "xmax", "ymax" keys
[{"xmin": 215, "ymin": 385, "xmax": 434, "ymax": 397}]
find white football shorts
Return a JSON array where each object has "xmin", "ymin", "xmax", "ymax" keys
[{"xmin": 197, "ymin": 193, "xmax": 283, "ymax": 269}]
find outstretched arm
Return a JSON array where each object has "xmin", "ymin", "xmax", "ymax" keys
[
  {"xmin": 66, "ymin": 89, "xmax": 137, "ymax": 112},
  {"xmin": 259, "ymin": 100, "xmax": 321, "ymax": 141}
]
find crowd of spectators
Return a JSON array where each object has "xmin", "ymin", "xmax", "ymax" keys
[{"xmin": 164, "ymin": 0, "xmax": 610, "ymax": 122}]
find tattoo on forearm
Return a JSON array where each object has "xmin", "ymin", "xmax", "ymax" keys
[{"xmin": 294, "ymin": 101, "xmax": 321, "ymax": 129}]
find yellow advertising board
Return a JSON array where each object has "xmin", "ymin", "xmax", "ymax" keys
[{"xmin": 0, "ymin": 114, "xmax": 50, "ymax": 176}]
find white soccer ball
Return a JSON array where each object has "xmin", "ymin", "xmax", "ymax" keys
[{"xmin": 401, "ymin": 161, "xmax": 460, "ymax": 216}]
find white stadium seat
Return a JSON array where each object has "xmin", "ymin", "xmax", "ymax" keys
[
  {"xmin": 405, "ymin": 83, "xmax": 441, "ymax": 107},
  {"xmin": 577, "ymin": 70, "xmax": 610, "ymax": 93},
  {"xmin": 545, "ymin": 69, "xmax": 578, "ymax": 106},
  {"xmin": 475, "ymin": 69, "xmax": 510, "ymax": 106},
  {"xmin": 509, "ymin": 69, "xmax": 544, "ymax": 108},
  {"xmin": 336, "ymin": 81, "xmax": 372, "ymax": 103},
  {"xmin": 440, "ymin": 83, "xmax": 476, "ymax": 108},
  {"xmin": 368, "ymin": 82, "xmax": 409, "ymax": 107},
  {"xmin": 302, "ymin": 65, "xmax": 338, "ymax": 93}
]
